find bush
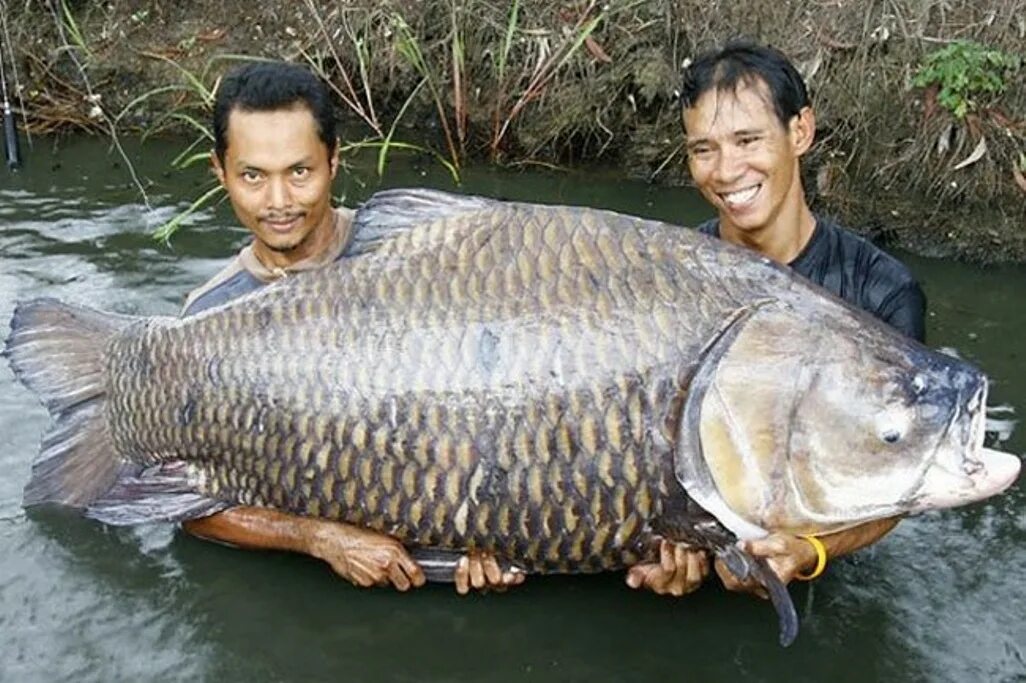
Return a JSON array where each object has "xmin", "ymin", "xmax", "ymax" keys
[{"xmin": 913, "ymin": 41, "xmax": 1021, "ymax": 119}]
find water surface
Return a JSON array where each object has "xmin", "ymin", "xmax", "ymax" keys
[{"xmin": 1, "ymin": 138, "xmax": 1023, "ymax": 683}]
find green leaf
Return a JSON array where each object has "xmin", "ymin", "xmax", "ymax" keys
[{"xmin": 153, "ymin": 184, "xmax": 225, "ymax": 243}]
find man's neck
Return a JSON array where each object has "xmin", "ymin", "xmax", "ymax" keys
[
  {"xmin": 252, "ymin": 210, "xmax": 337, "ymax": 271},
  {"xmin": 719, "ymin": 201, "xmax": 816, "ymax": 265}
]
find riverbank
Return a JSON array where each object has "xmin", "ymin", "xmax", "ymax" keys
[{"xmin": 3, "ymin": 0, "xmax": 1024, "ymax": 261}]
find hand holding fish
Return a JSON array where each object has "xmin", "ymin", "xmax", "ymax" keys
[
  {"xmin": 454, "ymin": 550, "xmax": 527, "ymax": 594},
  {"xmin": 714, "ymin": 534, "xmax": 819, "ymax": 598},
  {"xmin": 625, "ymin": 540, "xmax": 710, "ymax": 596},
  {"xmin": 715, "ymin": 517, "xmax": 903, "ymax": 598},
  {"xmin": 308, "ymin": 521, "xmax": 427, "ymax": 591}
]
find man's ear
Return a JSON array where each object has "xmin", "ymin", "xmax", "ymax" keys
[
  {"xmin": 210, "ymin": 150, "xmax": 226, "ymax": 186},
  {"xmin": 791, "ymin": 106, "xmax": 816, "ymax": 157},
  {"xmin": 329, "ymin": 141, "xmax": 340, "ymax": 179}
]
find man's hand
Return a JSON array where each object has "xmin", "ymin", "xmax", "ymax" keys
[
  {"xmin": 625, "ymin": 539, "xmax": 710, "ymax": 596},
  {"xmin": 714, "ymin": 534, "xmax": 817, "ymax": 599},
  {"xmin": 308, "ymin": 522, "xmax": 426, "ymax": 591},
  {"xmin": 183, "ymin": 507, "xmax": 426, "ymax": 591},
  {"xmin": 715, "ymin": 517, "xmax": 902, "ymax": 599},
  {"xmin": 453, "ymin": 550, "xmax": 526, "ymax": 594}
]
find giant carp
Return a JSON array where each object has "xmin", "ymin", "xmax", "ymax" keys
[{"xmin": 5, "ymin": 189, "xmax": 1020, "ymax": 645}]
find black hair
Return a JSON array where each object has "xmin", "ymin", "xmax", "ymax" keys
[
  {"xmin": 213, "ymin": 61, "xmax": 336, "ymax": 163},
  {"xmin": 680, "ymin": 41, "xmax": 810, "ymax": 129}
]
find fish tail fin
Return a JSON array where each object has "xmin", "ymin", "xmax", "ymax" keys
[{"xmin": 4, "ymin": 298, "xmax": 133, "ymax": 508}]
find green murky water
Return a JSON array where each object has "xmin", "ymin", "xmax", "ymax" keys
[{"xmin": 1, "ymin": 138, "xmax": 1023, "ymax": 683}]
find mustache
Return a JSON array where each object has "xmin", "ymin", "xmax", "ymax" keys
[{"xmin": 259, "ymin": 211, "xmax": 305, "ymax": 221}]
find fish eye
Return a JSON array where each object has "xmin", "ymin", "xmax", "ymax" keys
[{"xmin": 881, "ymin": 429, "xmax": 902, "ymax": 444}]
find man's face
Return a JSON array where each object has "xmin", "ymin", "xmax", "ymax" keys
[
  {"xmin": 213, "ymin": 105, "xmax": 337, "ymax": 262},
  {"xmin": 683, "ymin": 79, "xmax": 813, "ymax": 236}
]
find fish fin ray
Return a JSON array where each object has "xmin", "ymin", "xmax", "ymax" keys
[
  {"xmin": 348, "ymin": 188, "xmax": 495, "ymax": 256},
  {"xmin": 86, "ymin": 461, "xmax": 230, "ymax": 525},
  {"xmin": 7, "ymin": 298, "xmax": 137, "ymax": 509},
  {"xmin": 716, "ymin": 544, "xmax": 799, "ymax": 647},
  {"xmin": 5, "ymin": 297, "xmax": 134, "ymax": 412}
]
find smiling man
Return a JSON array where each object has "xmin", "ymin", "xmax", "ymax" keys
[
  {"xmin": 628, "ymin": 42, "xmax": 926, "ymax": 598},
  {"xmin": 180, "ymin": 61, "xmax": 519, "ymax": 594}
]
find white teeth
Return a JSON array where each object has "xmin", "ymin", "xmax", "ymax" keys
[{"xmin": 723, "ymin": 185, "xmax": 760, "ymax": 206}]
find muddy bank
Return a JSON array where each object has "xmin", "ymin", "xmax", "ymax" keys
[{"xmin": 3, "ymin": 0, "xmax": 1024, "ymax": 261}]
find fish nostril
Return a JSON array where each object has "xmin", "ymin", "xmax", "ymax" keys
[{"xmin": 962, "ymin": 460, "xmax": 983, "ymax": 476}]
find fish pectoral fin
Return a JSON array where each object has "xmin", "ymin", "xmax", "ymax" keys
[
  {"xmin": 347, "ymin": 189, "xmax": 496, "ymax": 256},
  {"xmin": 85, "ymin": 461, "xmax": 229, "ymax": 526},
  {"xmin": 715, "ymin": 544, "xmax": 799, "ymax": 648}
]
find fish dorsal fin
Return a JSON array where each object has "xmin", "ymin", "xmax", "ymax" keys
[{"xmin": 346, "ymin": 188, "xmax": 497, "ymax": 256}]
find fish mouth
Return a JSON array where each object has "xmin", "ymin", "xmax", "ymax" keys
[{"xmin": 910, "ymin": 380, "xmax": 1021, "ymax": 510}]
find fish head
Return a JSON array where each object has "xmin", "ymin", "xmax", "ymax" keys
[{"xmin": 679, "ymin": 302, "xmax": 1021, "ymax": 538}]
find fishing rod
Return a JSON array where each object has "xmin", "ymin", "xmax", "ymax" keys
[{"xmin": 0, "ymin": 1, "xmax": 21, "ymax": 170}]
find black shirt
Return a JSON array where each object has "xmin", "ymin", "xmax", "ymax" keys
[{"xmin": 698, "ymin": 216, "xmax": 926, "ymax": 342}]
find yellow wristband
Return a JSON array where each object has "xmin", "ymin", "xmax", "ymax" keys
[{"xmin": 794, "ymin": 535, "xmax": 827, "ymax": 581}]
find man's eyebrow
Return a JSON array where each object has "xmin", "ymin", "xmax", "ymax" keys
[
  {"xmin": 685, "ymin": 137, "xmax": 711, "ymax": 149},
  {"xmin": 232, "ymin": 160, "xmax": 264, "ymax": 172},
  {"xmin": 733, "ymin": 128, "xmax": 766, "ymax": 137},
  {"xmin": 231, "ymin": 157, "xmax": 314, "ymax": 171}
]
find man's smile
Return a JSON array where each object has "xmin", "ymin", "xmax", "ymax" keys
[{"xmin": 719, "ymin": 183, "xmax": 762, "ymax": 208}]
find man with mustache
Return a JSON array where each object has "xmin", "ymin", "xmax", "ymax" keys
[{"xmin": 181, "ymin": 61, "xmax": 520, "ymax": 594}]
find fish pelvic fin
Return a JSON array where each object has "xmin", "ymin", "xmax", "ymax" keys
[
  {"xmin": 348, "ymin": 188, "xmax": 496, "ymax": 256},
  {"xmin": 5, "ymin": 298, "xmax": 134, "ymax": 509},
  {"xmin": 85, "ymin": 461, "xmax": 231, "ymax": 525}
]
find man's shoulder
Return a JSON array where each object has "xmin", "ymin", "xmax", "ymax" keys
[
  {"xmin": 818, "ymin": 216, "xmax": 926, "ymax": 340},
  {"xmin": 334, "ymin": 204, "xmax": 356, "ymax": 223},
  {"xmin": 181, "ymin": 253, "xmax": 261, "ymax": 316},
  {"xmin": 820, "ymin": 216, "xmax": 918, "ymax": 288}
]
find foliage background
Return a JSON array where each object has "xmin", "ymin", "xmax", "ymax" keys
[{"xmin": 3, "ymin": 0, "xmax": 1025, "ymax": 259}]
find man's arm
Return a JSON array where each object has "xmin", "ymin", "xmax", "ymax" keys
[
  {"xmin": 626, "ymin": 517, "xmax": 900, "ymax": 597},
  {"xmin": 715, "ymin": 517, "xmax": 901, "ymax": 597},
  {"xmin": 184, "ymin": 507, "xmax": 427, "ymax": 590},
  {"xmin": 184, "ymin": 508, "xmax": 527, "ymax": 593},
  {"xmin": 877, "ymin": 281, "xmax": 927, "ymax": 343}
]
